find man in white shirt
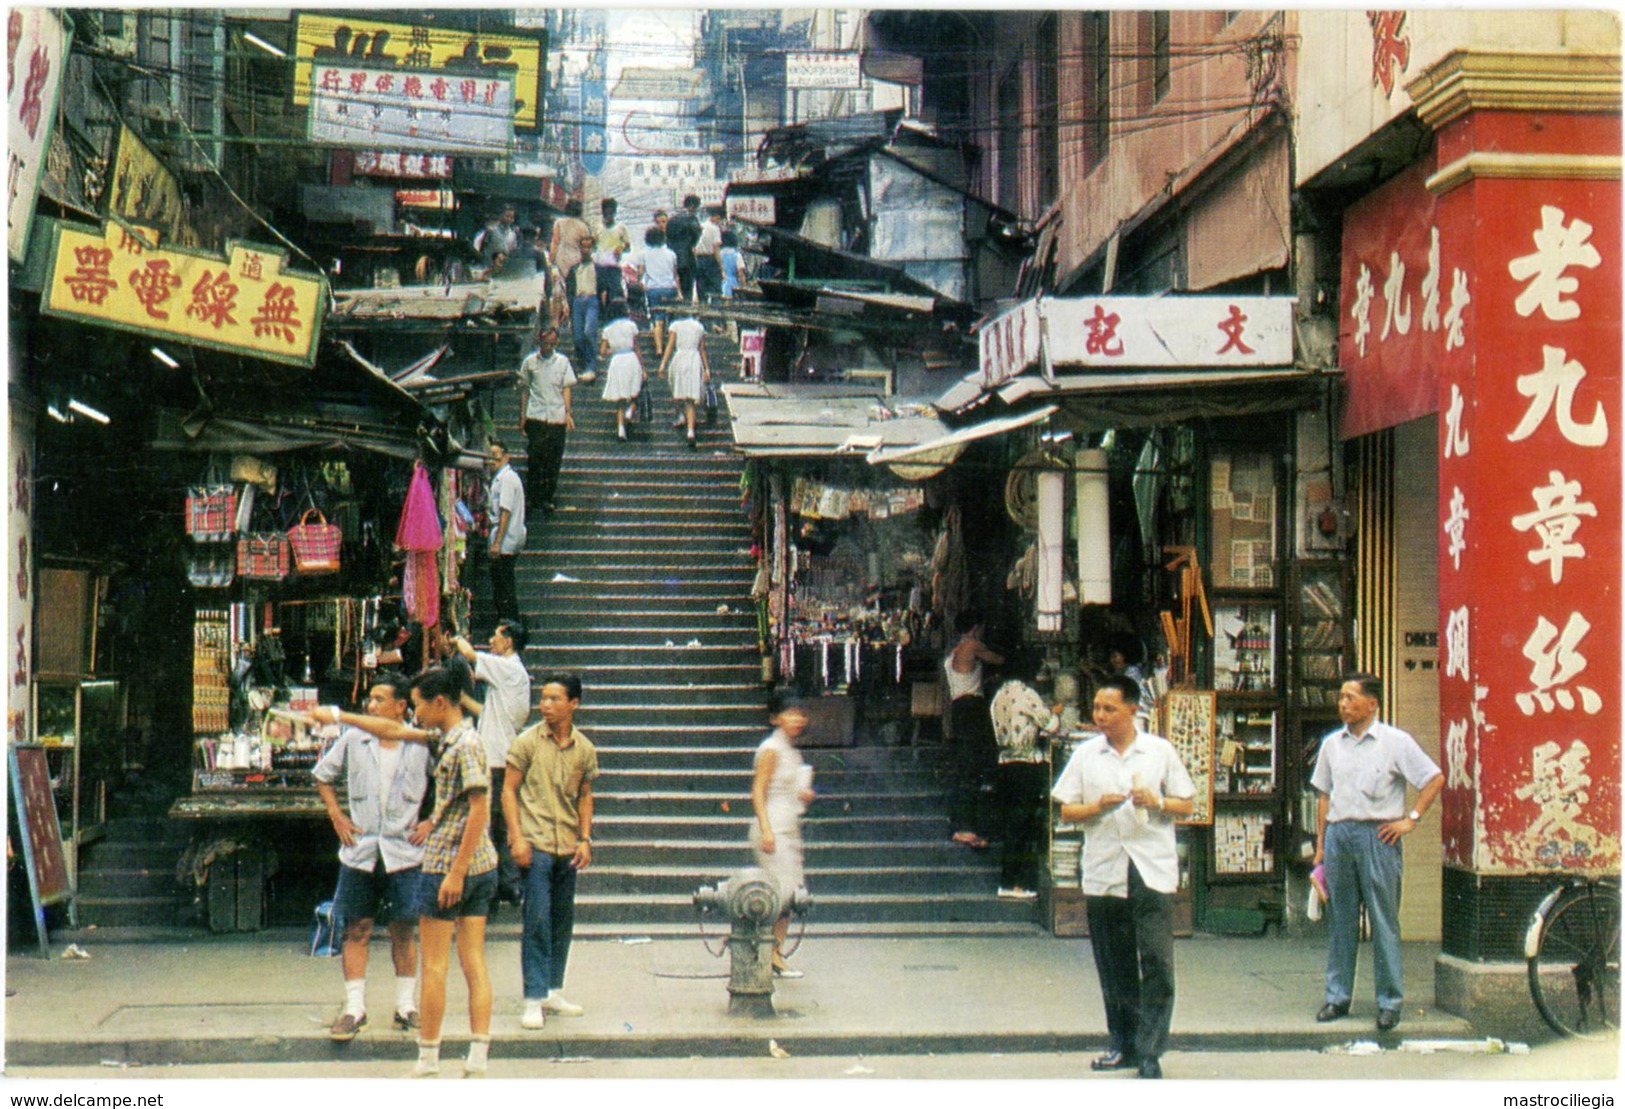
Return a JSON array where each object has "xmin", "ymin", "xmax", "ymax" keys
[
  {"xmin": 1052, "ymin": 675, "xmax": 1195, "ymax": 1080},
  {"xmin": 517, "ymin": 327, "xmax": 576, "ymax": 517},
  {"xmin": 693, "ymin": 207, "xmax": 724, "ymax": 301},
  {"xmin": 451, "ymin": 622, "xmax": 533, "ymax": 906},
  {"xmin": 313, "ymin": 673, "xmax": 433, "ymax": 1041},
  {"xmin": 485, "ymin": 440, "xmax": 526, "ymax": 621},
  {"xmin": 1311, "ymin": 672, "xmax": 1442, "ymax": 1032}
]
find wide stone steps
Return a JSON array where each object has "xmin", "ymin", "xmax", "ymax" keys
[
  {"xmin": 576, "ymin": 685, "xmax": 763, "ymax": 708},
  {"xmin": 592, "ymin": 792, "xmax": 940, "ymax": 818},
  {"xmin": 573, "ymin": 892, "xmax": 1036, "ymax": 926},
  {"xmin": 541, "ymin": 627, "xmax": 757, "ymax": 648},
  {"xmin": 585, "ymin": 865, "xmax": 998, "ymax": 897},
  {"xmin": 600, "ymin": 839, "xmax": 979, "ymax": 869}
]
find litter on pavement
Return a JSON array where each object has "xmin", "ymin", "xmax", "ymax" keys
[{"xmin": 1398, "ymin": 1038, "xmax": 1527, "ymax": 1055}]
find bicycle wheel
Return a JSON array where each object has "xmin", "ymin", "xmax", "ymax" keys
[{"xmin": 1528, "ymin": 885, "xmax": 1621, "ymax": 1038}]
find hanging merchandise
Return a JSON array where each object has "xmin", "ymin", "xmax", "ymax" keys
[
  {"xmin": 402, "ymin": 550, "xmax": 439, "ymax": 628},
  {"xmin": 395, "ymin": 461, "xmax": 444, "ymax": 551},
  {"xmin": 187, "ymin": 462, "xmax": 240, "ymax": 543},
  {"xmin": 237, "ymin": 532, "xmax": 293, "ymax": 581},
  {"xmin": 187, "ymin": 547, "xmax": 236, "ymax": 589},
  {"xmin": 1036, "ymin": 469, "xmax": 1065, "ymax": 632},
  {"xmin": 288, "ymin": 509, "xmax": 342, "ymax": 574},
  {"xmin": 231, "ymin": 454, "xmax": 279, "ymax": 493}
]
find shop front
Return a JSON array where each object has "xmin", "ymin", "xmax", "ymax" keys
[{"xmin": 922, "ymin": 293, "xmax": 1346, "ymax": 937}]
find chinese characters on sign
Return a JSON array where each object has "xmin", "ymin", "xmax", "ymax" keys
[
  {"xmin": 110, "ymin": 125, "xmax": 196, "ymax": 247},
  {"xmin": 354, "ymin": 151, "xmax": 454, "ymax": 179},
  {"xmin": 725, "ymin": 195, "xmax": 776, "ymax": 224},
  {"xmin": 785, "ymin": 52, "xmax": 863, "ymax": 90},
  {"xmin": 308, "ymin": 65, "xmax": 516, "ymax": 155},
  {"xmin": 293, "ymin": 14, "xmax": 541, "ymax": 129},
  {"xmin": 43, "ymin": 221, "xmax": 326, "ymax": 367},
  {"xmin": 1367, "ymin": 11, "xmax": 1411, "ymax": 97},
  {"xmin": 7, "ymin": 8, "xmax": 70, "ymax": 263}
]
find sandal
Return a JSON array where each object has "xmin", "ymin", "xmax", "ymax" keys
[{"xmin": 951, "ymin": 831, "xmax": 989, "ymax": 849}]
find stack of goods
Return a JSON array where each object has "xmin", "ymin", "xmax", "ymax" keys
[{"xmin": 193, "ymin": 609, "xmax": 232, "ymax": 733}]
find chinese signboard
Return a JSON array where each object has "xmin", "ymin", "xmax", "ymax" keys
[
  {"xmin": 1428, "ymin": 148, "xmax": 1620, "ymax": 874},
  {"xmin": 727, "ymin": 195, "xmax": 776, "ymax": 223},
  {"xmin": 395, "ymin": 188, "xmax": 454, "ymax": 210},
  {"xmin": 109, "ymin": 125, "xmax": 195, "ymax": 247},
  {"xmin": 43, "ymin": 221, "xmax": 328, "ymax": 368},
  {"xmin": 355, "ymin": 151, "xmax": 453, "ymax": 179},
  {"xmin": 293, "ymin": 14, "xmax": 542, "ymax": 129},
  {"xmin": 980, "ymin": 295, "xmax": 1295, "ymax": 388},
  {"xmin": 308, "ymin": 65, "xmax": 515, "ymax": 155},
  {"xmin": 8, "ymin": 8, "xmax": 71, "ymax": 263},
  {"xmin": 785, "ymin": 51, "xmax": 863, "ymax": 90},
  {"xmin": 673, "ymin": 181, "xmax": 724, "ymax": 207},
  {"xmin": 579, "ymin": 65, "xmax": 608, "ymax": 177},
  {"xmin": 1337, "ymin": 160, "xmax": 1461, "ymax": 438}
]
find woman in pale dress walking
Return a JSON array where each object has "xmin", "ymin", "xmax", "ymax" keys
[
  {"xmin": 657, "ymin": 312, "xmax": 709, "ymax": 449},
  {"xmin": 750, "ymin": 692, "xmax": 815, "ymax": 977},
  {"xmin": 598, "ymin": 299, "xmax": 643, "ymax": 441}
]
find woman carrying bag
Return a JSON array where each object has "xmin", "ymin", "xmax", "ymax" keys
[
  {"xmin": 597, "ymin": 299, "xmax": 643, "ymax": 442},
  {"xmin": 657, "ymin": 312, "xmax": 709, "ymax": 449}
]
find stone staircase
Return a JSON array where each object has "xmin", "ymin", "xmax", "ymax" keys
[{"xmin": 495, "ymin": 320, "xmax": 1040, "ymax": 935}]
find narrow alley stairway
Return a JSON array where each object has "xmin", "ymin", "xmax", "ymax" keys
[{"xmin": 492, "ymin": 320, "xmax": 1038, "ymax": 936}]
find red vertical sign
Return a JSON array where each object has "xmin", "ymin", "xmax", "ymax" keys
[{"xmin": 1436, "ymin": 151, "xmax": 1620, "ymax": 873}]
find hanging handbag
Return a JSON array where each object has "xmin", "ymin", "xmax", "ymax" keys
[
  {"xmin": 637, "ymin": 384, "xmax": 652, "ymax": 425},
  {"xmin": 704, "ymin": 379, "xmax": 720, "ymax": 425},
  {"xmin": 186, "ymin": 546, "xmax": 236, "ymax": 589},
  {"xmin": 186, "ymin": 480, "xmax": 239, "ymax": 543},
  {"xmin": 237, "ymin": 533, "xmax": 292, "ymax": 580},
  {"xmin": 288, "ymin": 508, "xmax": 342, "ymax": 574}
]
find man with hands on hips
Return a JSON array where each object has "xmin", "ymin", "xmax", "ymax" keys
[{"xmin": 1312, "ymin": 672, "xmax": 1443, "ymax": 1033}]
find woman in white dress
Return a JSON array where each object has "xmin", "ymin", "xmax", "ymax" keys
[
  {"xmin": 657, "ymin": 313, "xmax": 709, "ymax": 449},
  {"xmin": 749, "ymin": 692, "xmax": 815, "ymax": 977},
  {"xmin": 597, "ymin": 299, "xmax": 643, "ymax": 441}
]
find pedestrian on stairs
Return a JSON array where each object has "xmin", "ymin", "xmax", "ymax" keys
[
  {"xmin": 449, "ymin": 624, "xmax": 533, "ymax": 908},
  {"xmin": 568, "ymin": 236, "xmax": 601, "ymax": 381},
  {"xmin": 517, "ymin": 325, "xmax": 576, "ymax": 517},
  {"xmin": 485, "ymin": 440, "xmax": 526, "ymax": 622},
  {"xmin": 944, "ymin": 612, "xmax": 1004, "ymax": 849},
  {"xmin": 657, "ymin": 311, "xmax": 709, "ymax": 449},
  {"xmin": 598, "ymin": 299, "xmax": 644, "ymax": 441},
  {"xmin": 503, "ymin": 671, "xmax": 598, "ymax": 1030}
]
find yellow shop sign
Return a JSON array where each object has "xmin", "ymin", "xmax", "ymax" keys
[{"xmin": 43, "ymin": 222, "xmax": 326, "ymax": 367}]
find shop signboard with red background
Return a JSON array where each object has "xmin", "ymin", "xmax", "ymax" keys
[{"xmin": 1342, "ymin": 117, "xmax": 1620, "ymax": 875}]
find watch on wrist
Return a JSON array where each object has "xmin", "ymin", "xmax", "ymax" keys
[{"xmin": 1408, "ymin": 808, "xmax": 1422, "ymax": 822}]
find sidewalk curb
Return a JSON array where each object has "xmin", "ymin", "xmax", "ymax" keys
[{"xmin": 6, "ymin": 1027, "xmax": 1470, "ymax": 1068}]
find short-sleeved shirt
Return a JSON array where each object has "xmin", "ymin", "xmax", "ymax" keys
[
  {"xmin": 1051, "ymin": 730, "xmax": 1195, "ymax": 897},
  {"xmin": 504, "ymin": 723, "xmax": 600, "ymax": 856},
  {"xmin": 473, "ymin": 649, "xmax": 531, "ymax": 769},
  {"xmin": 641, "ymin": 245, "xmax": 678, "ymax": 291},
  {"xmin": 551, "ymin": 217, "xmax": 591, "ymax": 273},
  {"xmin": 488, "ymin": 464, "xmax": 527, "ymax": 555},
  {"xmin": 519, "ymin": 350, "xmax": 577, "ymax": 425},
  {"xmin": 693, "ymin": 220, "xmax": 722, "ymax": 259},
  {"xmin": 1311, "ymin": 720, "xmax": 1442, "ymax": 823},
  {"xmin": 423, "ymin": 720, "xmax": 498, "ymax": 876},
  {"xmin": 570, "ymin": 259, "xmax": 598, "ymax": 299},
  {"xmin": 601, "ymin": 317, "xmax": 638, "ymax": 354},
  {"xmin": 312, "ymin": 728, "xmax": 431, "ymax": 873},
  {"xmin": 595, "ymin": 221, "xmax": 631, "ymax": 261},
  {"xmin": 666, "ymin": 211, "xmax": 701, "ymax": 260},
  {"xmin": 990, "ymin": 680, "xmax": 1056, "ymax": 764}
]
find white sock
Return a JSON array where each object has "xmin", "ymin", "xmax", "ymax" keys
[
  {"xmin": 415, "ymin": 1039, "xmax": 440, "ymax": 1072},
  {"xmin": 343, "ymin": 979, "xmax": 366, "ymax": 1017},
  {"xmin": 395, "ymin": 976, "xmax": 416, "ymax": 1014},
  {"xmin": 548, "ymin": 988, "xmax": 565, "ymax": 1001},
  {"xmin": 466, "ymin": 1035, "xmax": 491, "ymax": 1071}
]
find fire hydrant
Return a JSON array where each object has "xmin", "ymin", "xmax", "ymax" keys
[{"xmin": 693, "ymin": 867, "xmax": 810, "ymax": 1017}]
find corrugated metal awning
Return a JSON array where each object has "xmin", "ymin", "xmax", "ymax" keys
[
  {"xmin": 721, "ymin": 383, "xmax": 947, "ymax": 458},
  {"xmin": 865, "ymin": 405, "xmax": 1059, "ymax": 466}
]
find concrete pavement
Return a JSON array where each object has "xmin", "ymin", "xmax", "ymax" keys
[{"xmin": 3, "ymin": 928, "xmax": 1519, "ymax": 1070}]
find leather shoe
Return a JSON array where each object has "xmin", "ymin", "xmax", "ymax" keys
[
  {"xmin": 1315, "ymin": 1001, "xmax": 1350, "ymax": 1022},
  {"xmin": 1376, "ymin": 1008, "xmax": 1401, "ymax": 1032},
  {"xmin": 1137, "ymin": 1058, "xmax": 1163, "ymax": 1079},
  {"xmin": 1090, "ymin": 1051, "xmax": 1138, "ymax": 1071}
]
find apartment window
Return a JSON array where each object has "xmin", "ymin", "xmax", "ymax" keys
[
  {"xmin": 998, "ymin": 58, "xmax": 1022, "ymax": 214},
  {"xmin": 1037, "ymin": 15, "xmax": 1060, "ymax": 207},
  {"xmin": 1085, "ymin": 12, "xmax": 1110, "ymax": 170},
  {"xmin": 1152, "ymin": 11, "xmax": 1171, "ymax": 103}
]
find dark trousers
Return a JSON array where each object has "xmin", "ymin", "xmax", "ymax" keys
[
  {"xmin": 947, "ymin": 694, "xmax": 996, "ymax": 835},
  {"xmin": 520, "ymin": 851, "xmax": 579, "ymax": 999},
  {"xmin": 995, "ymin": 760, "xmax": 1048, "ymax": 888},
  {"xmin": 490, "ymin": 553, "xmax": 518, "ymax": 621},
  {"xmin": 696, "ymin": 256, "xmax": 723, "ymax": 301},
  {"xmin": 1086, "ymin": 862, "xmax": 1176, "ymax": 1062},
  {"xmin": 524, "ymin": 419, "xmax": 568, "ymax": 510},
  {"xmin": 488, "ymin": 767, "xmax": 521, "ymax": 900},
  {"xmin": 676, "ymin": 262, "xmax": 696, "ymax": 301}
]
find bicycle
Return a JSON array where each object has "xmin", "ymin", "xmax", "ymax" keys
[{"xmin": 1525, "ymin": 875, "xmax": 1620, "ymax": 1038}]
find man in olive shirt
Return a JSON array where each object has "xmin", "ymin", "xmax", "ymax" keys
[{"xmin": 502, "ymin": 671, "xmax": 599, "ymax": 1030}]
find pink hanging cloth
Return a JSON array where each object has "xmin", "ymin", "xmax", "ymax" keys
[{"xmin": 396, "ymin": 462, "xmax": 443, "ymax": 628}]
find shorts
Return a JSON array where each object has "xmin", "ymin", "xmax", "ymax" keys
[
  {"xmin": 417, "ymin": 868, "xmax": 498, "ymax": 922},
  {"xmin": 645, "ymin": 286, "xmax": 677, "ymax": 322},
  {"xmin": 332, "ymin": 861, "xmax": 422, "ymax": 927}
]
